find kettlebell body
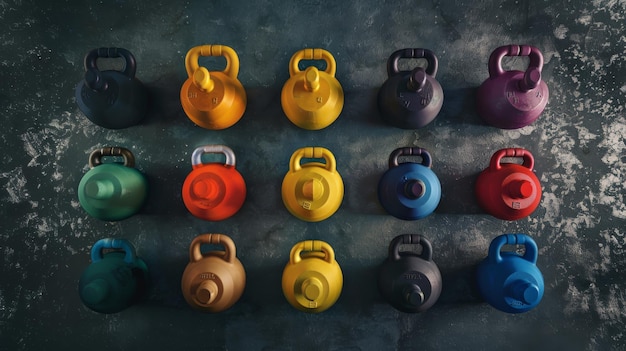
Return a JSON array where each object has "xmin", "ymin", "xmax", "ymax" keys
[
  {"xmin": 378, "ymin": 147, "xmax": 441, "ymax": 220},
  {"xmin": 378, "ymin": 48, "xmax": 443, "ymax": 129},
  {"xmin": 181, "ymin": 45, "xmax": 247, "ymax": 130},
  {"xmin": 182, "ymin": 145, "xmax": 246, "ymax": 221},
  {"xmin": 378, "ymin": 235, "xmax": 442, "ymax": 313},
  {"xmin": 78, "ymin": 147, "xmax": 148, "ymax": 221},
  {"xmin": 282, "ymin": 240, "xmax": 343, "ymax": 313},
  {"xmin": 475, "ymin": 148, "xmax": 541, "ymax": 220},
  {"xmin": 281, "ymin": 48, "xmax": 344, "ymax": 130},
  {"xmin": 181, "ymin": 234, "xmax": 246, "ymax": 313},
  {"xmin": 281, "ymin": 147, "xmax": 343, "ymax": 222},
  {"xmin": 75, "ymin": 48, "xmax": 148, "ymax": 129},
  {"xmin": 78, "ymin": 238, "xmax": 149, "ymax": 314},
  {"xmin": 476, "ymin": 45, "xmax": 549, "ymax": 129},
  {"xmin": 477, "ymin": 234, "xmax": 544, "ymax": 313}
]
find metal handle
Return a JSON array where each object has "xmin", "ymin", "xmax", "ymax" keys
[
  {"xmin": 90, "ymin": 238, "xmax": 137, "ymax": 264},
  {"xmin": 389, "ymin": 234, "xmax": 433, "ymax": 262},
  {"xmin": 289, "ymin": 146, "xmax": 336, "ymax": 173},
  {"xmin": 189, "ymin": 234, "xmax": 236, "ymax": 264},
  {"xmin": 289, "ymin": 48, "xmax": 337, "ymax": 78},
  {"xmin": 191, "ymin": 145, "xmax": 236, "ymax": 169},
  {"xmin": 487, "ymin": 45, "xmax": 543, "ymax": 91},
  {"xmin": 290, "ymin": 240, "xmax": 335, "ymax": 265},
  {"xmin": 389, "ymin": 147, "xmax": 432, "ymax": 169},
  {"xmin": 489, "ymin": 148, "xmax": 534, "ymax": 172},
  {"xmin": 83, "ymin": 47, "xmax": 137, "ymax": 91},
  {"xmin": 387, "ymin": 48, "xmax": 438, "ymax": 78},
  {"xmin": 88, "ymin": 147, "xmax": 135, "ymax": 168},
  {"xmin": 489, "ymin": 234, "xmax": 538, "ymax": 265},
  {"xmin": 185, "ymin": 45, "xmax": 240, "ymax": 79}
]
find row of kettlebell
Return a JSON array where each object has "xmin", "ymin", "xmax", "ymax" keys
[
  {"xmin": 75, "ymin": 45, "xmax": 549, "ymax": 130},
  {"xmin": 78, "ymin": 145, "xmax": 542, "ymax": 222},
  {"xmin": 78, "ymin": 233, "xmax": 543, "ymax": 315}
]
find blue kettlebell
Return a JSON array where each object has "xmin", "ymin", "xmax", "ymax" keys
[
  {"xmin": 78, "ymin": 238, "xmax": 149, "ymax": 314},
  {"xmin": 476, "ymin": 234, "xmax": 544, "ymax": 313},
  {"xmin": 378, "ymin": 147, "xmax": 441, "ymax": 220}
]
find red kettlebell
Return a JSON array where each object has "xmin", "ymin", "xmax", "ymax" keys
[
  {"xmin": 182, "ymin": 145, "xmax": 246, "ymax": 221},
  {"xmin": 475, "ymin": 148, "xmax": 541, "ymax": 220}
]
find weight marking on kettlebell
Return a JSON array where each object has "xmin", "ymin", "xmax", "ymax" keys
[
  {"xmin": 507, "ymin": 91, "xmax": 519, "ymax": 104},
  {"xmin": 536, "ymin": 91, "xmax": 543, "ymax": 98},
  {"xmin": 212, "ymin": 97, "xmax": 219, "ymax": 104},
  {"xmin": 188, "ymin": 92, "xmax": 197, "ymax": 99},
  {"xmin": 316, "ymin": 97, "xmax": 323, "ymax": 103},
  {"xmin": 511, "ymin": 201, "xmax": 521, "ymax": 209},
  {"xmin": 200, "ymin": 273, "xmax": 216, "ymax": 280},
  {"xmin": 404, "ymin": 273, "xmax": 422, "ymax": 280},
  {"xmin": 302, "ymin": 201, "xmax": 312, "ymax": 210}
]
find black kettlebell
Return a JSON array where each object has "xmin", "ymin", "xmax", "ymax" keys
[
  {"xmin": 75, "ymin": 47, "xmax": 148, "ymax": 129},
  {"xmin": 378, "ymin": 234, "xmax": 442, "ymax": 313}
]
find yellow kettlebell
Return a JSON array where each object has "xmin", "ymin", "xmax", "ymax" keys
[
  {"xmin": 281, "ymin": 147, "xmax": 344, "ymax": 222},
  {"xmin": 180, "ymin": 45, "xmax": 247, "ymax": 130},
  {"xmin": 281, "ymin": 49, "xmax": 344, "ymax": 130},
  {"xmin": 282, "ymin": 240, "xmax": 343, "ymax": 313}
]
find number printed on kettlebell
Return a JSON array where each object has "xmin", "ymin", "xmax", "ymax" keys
[
  {"xmin": 404, "ymin": 273, "xmax": 422, "ymax": 280},
  {"xmin": 200, "ymin": 272, "xmax": 216, "ymax": 280},
  {"xmin": 511, "ymin": 201, "xmax": 521, "ymax": 209}
]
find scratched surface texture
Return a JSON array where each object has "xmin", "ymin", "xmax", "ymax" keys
[{"xmin": 1, "ymin": 0, "xmax": 625, "ymax": 350}]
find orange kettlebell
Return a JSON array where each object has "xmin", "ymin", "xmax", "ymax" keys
[
  {"xmin": 182, "ymin": 145, "xmax": 246, "ymax": 221},
  {"xmin": 180, "ymin": 45, "xmax": 247, "ymax": 130}
]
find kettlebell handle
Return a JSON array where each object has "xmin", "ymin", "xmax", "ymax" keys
[
  {"xmin": 190, "ymin": 234, "xmax": 236, "ymax": 264},
  {"xmin": 90, "ymin": 238, "xmax": 137, "ymax": 264},
  {"xmin": 289, "ymin": 48, "xmax": 337, "ymax": 77},
  {"xmin": 487, "ymin": 45, "xmax": 543, "ymax": 91},
  {"xmin": 387, "ymin": 48, "xmax": 438, "ymax": 78},
  {"xmin": 389, "ymin": 147, "xmax": 432, "ymax": 169},
  {"xmin": 389, "ymin": 234, "xmax": 433, "ymax": 262},
  {"xmin": 489, "ymin": 234, "xmax": 538, "ymax": 265},
  {"xmin": 185, "ymin": 45, "xmax": 240, "ymax": 80},
  {"xmin": 290, "ymin": 147, "xmax": 336, "ymax": 173},
  {"xmin": 489, "ymin": 148, "xmax": 534, "ymax": 172},
  {"xmin": 191, "ymin": 145, "xmax": 236, "ymax": 169},
  {"xmin": 88, "ymin": 147, "xmax": 135, "ymax": 168},
  {"xmin": 290, "ymin": 240, "xmax": 335, "ymax": 265},
  {"xmin": 84, "ymin": 48, "xmax": 137, "ymax": 91}
]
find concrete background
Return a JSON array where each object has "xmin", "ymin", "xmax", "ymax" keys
[{"xmin": 1, "ymin": 0, "xmax": 625, "ymax": 350}]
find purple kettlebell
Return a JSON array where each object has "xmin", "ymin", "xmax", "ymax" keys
[{"xmin": 476, "ymin": 45, "xmax": 549, "ymax": 129}]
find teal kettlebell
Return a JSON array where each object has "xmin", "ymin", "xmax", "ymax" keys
[
  {"xmin": 78, "ymin": 238, "xmax": 149, "ymax": 314},
  {"xmin": 78, "ymin": 147, "xmax": 148, "ymax": 221}
]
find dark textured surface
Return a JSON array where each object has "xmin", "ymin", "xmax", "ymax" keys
[{"xmin": 1, "ymin": 0, "xmax": 625, "ymax": 350}]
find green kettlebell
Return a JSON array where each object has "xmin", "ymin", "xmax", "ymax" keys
[
  {"xmin": 78, "ymin": 147, "xmax": 148, "ymax": 221},
  {"xmin": 78, "ymin": 238, "xmax": 149, "ymax": 314}
]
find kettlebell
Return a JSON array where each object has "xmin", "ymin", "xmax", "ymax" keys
[
  {"xmin": 282, "ymin": 240, "xmax": 343, "ymax": 313},
  {"xmin": 477, "ymin": 234, "xmax": 544, "ymax": 313},
  {"xmin": 378, "ymin": 147, "xmax": 441, "ymax": 220},
  {"xmin": 78, "ymin": 147, "xmax": 148, "ymax": 221},
  {"xmin": 182, "ymin": 145, "xmax": 246, "ymax": 221},
  {"xmin": 181, "ymin": 234, "xmax": 246, "ymax": 313},
  {"xmin": 475, "ymin": 148, "xmax": 541, "ymax": 220},
  {"xmin": 476, "ymin": 45, "xmax": 549, "ymax": 129},
  {"xmin": 378, "ymin": 234, "xmax": 442, "ymax": 313},
  {"xmin": 78, "ymin": 238, "xmax": 149, "ymax": 314},
  {"xmin": 281, "ymin": 147, "xmax": 344, "ymax": 222},
  {"xmin": 378, "ymin": 48, "xmax": 444, "ymax": 129},
  {"xmin": 281, "ymin": 48, "xmax": 344, "ymax": 130},
  {"xmin": 180, "ymin": 45, "xmax": 247, "ymax": 130},
  {"xmin": 75, "ymin": 47, "xmax": 148, "ymax": 129}
]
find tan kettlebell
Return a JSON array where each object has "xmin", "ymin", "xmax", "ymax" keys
[{"xmin": 181, "ymin": 234, "xmax": 246, "ymax": 313}]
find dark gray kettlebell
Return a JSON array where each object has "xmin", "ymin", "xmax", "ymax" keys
[
  {"xmin": 378, "ymin": 48, "xmax": 444, "ymax": 129},
  {"xmin": 378, "ymin": 234, "xmax": 442, "ymax": 313},
  {"xmin": 75, "ymin": 47, "xmax": 148, "ymax": 129}
]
